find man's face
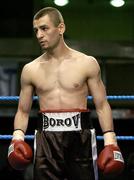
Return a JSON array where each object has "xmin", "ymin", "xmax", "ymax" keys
[{"xmin": 33, "ymin": 15, "xmax": 62, "ymax": 50}]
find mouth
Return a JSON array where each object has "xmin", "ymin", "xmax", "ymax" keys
[
  {"xmin": 39, "ymin": 41, "xmax": 49, "ymax": 50},
  {"xmin": 39, "ymin": 40, "xmax": 45, "ymax": 45},
  {"xmin": 40, "ymin": 40, "xmax": 48, "ymax": 46}
]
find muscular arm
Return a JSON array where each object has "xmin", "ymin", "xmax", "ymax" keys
[
  {"xmin": 14, "ymin": 65, "xmax": 34, "ymax": 133},
  {"xmin": 87, "ymin": 58, "xmax": 114, "ymax": 133},
  {"xmin": 87, "ymin": 59, "xmax": 125, "ymax": 174}
]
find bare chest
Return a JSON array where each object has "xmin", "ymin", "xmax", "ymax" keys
[{"xmin": 33, "ymin": 62, "xmax": 87, "ymax": 92}]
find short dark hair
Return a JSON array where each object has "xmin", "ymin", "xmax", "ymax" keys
[{"xmin": 33, "ymin": 7, "xmax": 64, "ymax": 27}]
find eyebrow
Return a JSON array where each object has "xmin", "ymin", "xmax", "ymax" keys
[{"xmin": 33, "ymin": 25, "xmax": 49, "ymax": 30}]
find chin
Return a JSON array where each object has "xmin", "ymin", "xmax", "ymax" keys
[
  {"xmin": 41, "ymin": 45, "xmax": 48, "ymax": 51},
  {"xmin": 41, "ymin": 49, "xmax": 46, "ymax": 53}
]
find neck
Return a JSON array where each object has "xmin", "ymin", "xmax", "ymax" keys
[{"xmin": 46, "ymin": 39, "xmax": 71, "ymax": 60}]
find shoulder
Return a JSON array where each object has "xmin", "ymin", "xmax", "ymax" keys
[
  {"xmin": 79, "ymin": 52, "xmax": 98, "ymax": 65},
  {"xmin": 22, "ymin": 54, "xmax": 44, "ymax": 73},
  {"xmin": 20, "ymin": 55, "xmax": 42, "ymax": 81},
  {"xmin": 78, "ymin": 53, "xmax": 101, "ymax": 77},
  {"xmin": 74, "ymin": 50, "xmax": 100, "ymax": 71},
  {"xmin": 85, "ymin": 55, "xmax": 100, "ymax": 70},
  {"xmin": 72, "ymin": 49, "xmax": 98, "ymax": 64}
]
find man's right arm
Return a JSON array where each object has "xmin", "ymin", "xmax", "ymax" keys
[
  {"xmin": 8, "ymin": 64, "xmax": 34, "ymax": 170},
  {"xmin": 14, "ymin": 64, "xmax": 34, "ymax": 133}
]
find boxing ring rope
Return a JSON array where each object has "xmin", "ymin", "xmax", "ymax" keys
[
  {"xmin": 0, "ymin": 95, "xmax": 134, "ymax": 101},
  {"xmin": 0, "ymin": 95, "xmax": 134, "ymax": 141},
  {"xmin": 1, "ymin": 135, "xmax": 134, "ymax": 141}
]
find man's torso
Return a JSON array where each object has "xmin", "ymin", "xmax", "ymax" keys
[{"xmin": 25, "ymin": 50, "xmax": 95, "ymax": 110}]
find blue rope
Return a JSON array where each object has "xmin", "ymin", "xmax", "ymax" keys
[
  {"xmin": 0, "ymin": 135, "xmax": 34, "ymax": 140},
  {"xmin": 1, "ymin": 135, "xmax": 134, "ymax": 140},
  {"xmin": 107, "ymin": 95, "xmax": 134, "ymax": 100},
  {"xmin": 87, "ymin": 95, "xmax": 134, "ymax": 100},
  {"xmin": 97, "ymin": 136, "xmax": 134, "ymax": 141},
  {"xmin": 0, "ymin": 95, "xmax": 134, "ymax": 101},
  {"xmin": 0, "ymin": 96, "xmax": 38, "ymax": 101}
]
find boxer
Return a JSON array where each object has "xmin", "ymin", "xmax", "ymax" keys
[{"xmin": 7, "ymin": 6, "xmax": 124, "ymax": 180}]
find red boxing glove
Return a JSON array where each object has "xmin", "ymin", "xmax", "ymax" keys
[
  {"xmin": 8, "ymin": 140, "xmax": 33, "ymax": 170},
  {"xmin": 97, "ymin": 144, "xmax": 124, "ymax": 176}
]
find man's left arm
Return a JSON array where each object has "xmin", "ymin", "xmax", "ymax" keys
[{"xmin": 87, "ymin": 58, "xmax": 124, "ymax": 176}]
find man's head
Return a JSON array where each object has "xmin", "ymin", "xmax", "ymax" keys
[
  {"xmin": 33, "ymin": 7, "xmax": 65, "ymax": 51},
  {"xmin": 33, "ymin": 7, "xmax": 64, "ymax": 27}
]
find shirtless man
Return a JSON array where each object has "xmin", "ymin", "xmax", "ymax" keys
[{"xmin": 8, "ymin": 7, "xmax": 124, "ymax": 180}]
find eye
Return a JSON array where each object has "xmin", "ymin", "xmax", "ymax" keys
[{"xmin": 41, "ymin": 26, "xmax": 49, "ymax": 31}]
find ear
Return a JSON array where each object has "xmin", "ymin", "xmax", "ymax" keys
[{"xmin": 58, "ymin": 23, "xmax": 65, "ymax": 35}]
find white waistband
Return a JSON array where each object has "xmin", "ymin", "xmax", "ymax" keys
[{"xmin": 42, "ymin": 112, "xmax": 82, "ymax": 132}]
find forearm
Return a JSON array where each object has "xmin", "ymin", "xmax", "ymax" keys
[
  {"xmin": 96, "ymin": 100, "xmax": 117, "ymax": 145},
  {"xmin": 96, "ymin": 100, "xmax": 114, "ymax": 132},
  {"xmin": 14, "ymin": 110, "xmax": 29, "ymax": 134}
]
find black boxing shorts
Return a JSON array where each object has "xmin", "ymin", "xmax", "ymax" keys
[{"xmin": 33, "ymin": 109, "xmax": 98, "ymax": 180}]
